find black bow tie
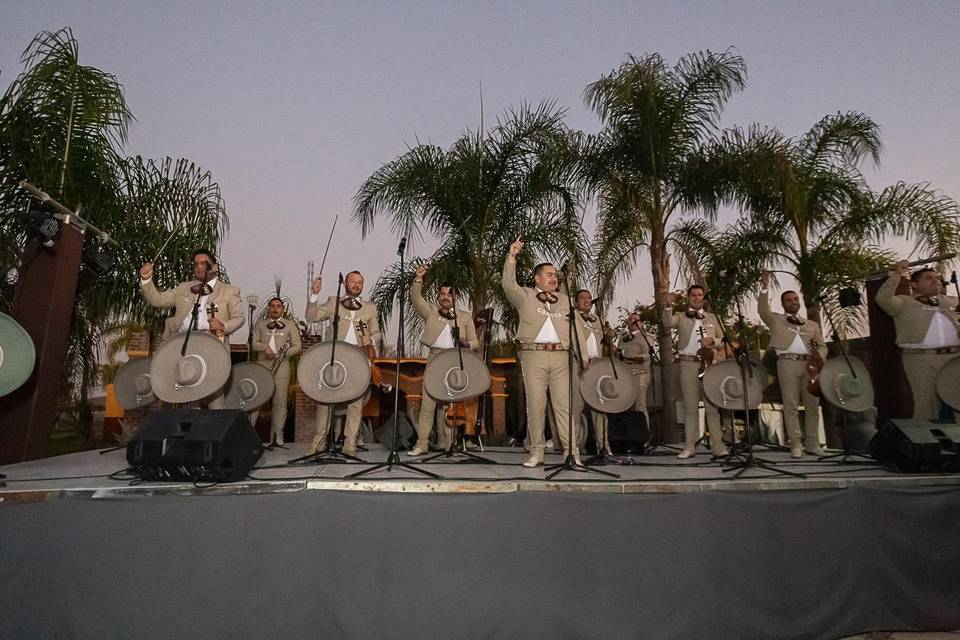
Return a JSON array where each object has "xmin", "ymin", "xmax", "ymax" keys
[
  {"xmin": 580, "ymin": 313, "xmax": 597, "ymax": 323},
  {"xmin": 916, "ymin": 295, "xmax": 939, "ymax": 307},
  {"xmin": 685, "ymin": 309, "xmax": 705, "ymax": 320},
  {"xmin": 191, "ymin": 283, "xmax": 213, "ymax": 295},
  {"xmin": 267, "ymin": 320, "xmax": 286, "ymax": 330},
  {"xmin": 438, "ymin": 307, "xmax": 456, "ymax": 320},
  {"xmin": 536, "ymin": 291, "xmax": 558, "ymax": 305},
  {"xmin": 786, "ymin": 315, "xmax": 806, "ymax": 326},
  {"xmin": 341, "ymin": 298, "xmax": 362, "ymax": 311}
]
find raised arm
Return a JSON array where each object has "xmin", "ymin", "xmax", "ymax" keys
[{"xmin": 501, "ymin": 236, "xmax": 526, "ymax": 309}]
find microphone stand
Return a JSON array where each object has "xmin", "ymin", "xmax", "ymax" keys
[
  {"xmin": 180, "ymin": 264, "xmax": 211, "ymax": 357},
  {"xmin": 630, "ymin": 323, "xmax": 679, "ymax": 456},
  {"xmin": 586, "ymin": 326, "xmax": 636, "ymax": 466},
  {"xmin": 472, "ymin": 309, "xmax": 495, "ymax": 450},
  {"xmin": 289, "ymin": 273, "xmax": 364, "ymax": 464},
  {"xmin": 715, "ymin": 294, "xmax": 804, "ymax": 479},
  {"xmin": 950, "ymin": 271, "xmax": 960, "ymax": 312},
  {"xmin": 419, "ymin": 302, "xmax": 498, "ymax": 465},
  {"xmin": 545, "ymin": 265, "xmax": 618, "ymax": 479},
  {"xmin": 349, "ymin": 239, "xmax": 441, "ymax": 479},
  {"xmin": 815, "ymin": 299, "xmax": 875, "ymax": 464}
]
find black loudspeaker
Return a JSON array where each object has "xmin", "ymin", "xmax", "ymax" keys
[
  {"xmin": 869, "ymin": 419, "xmax": 960, "ymax": 473},
  {"xmin": 127, "ymin": 410, "xmax": 263, "ymax": 482},
  {"xmin": 606, "ymin": 411, "xmax": 650, "ymax": 454},
  {"xmin": 374, "ymin": 414, "xmax": 416, "ymax": 451}
]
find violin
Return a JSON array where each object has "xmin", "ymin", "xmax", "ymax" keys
[
  {"xmin": 696, "ymin": 326, "xmax": 714, "ymax": 379},
  {"xmin": 205, "ymin": 302, "xmax": 225, "ymax": 342},
  {"xmin": 356, "ymin": 320, "xmax": 384, "ymax": 388},
  {"xmin": 806, "ymin": 337, "xmax": 824, "ymax": 396}
]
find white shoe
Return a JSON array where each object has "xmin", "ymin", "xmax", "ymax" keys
[
  {"xmin": 407, "ymin": 446, "xmax": 428, "ymax": 457},
  {"xmin": 677, "ymin": 446, "xmax": 696, "ymax": 459},
  {"xmin": 522, "ymin": 455, "xmax": 543, "ymax": 468}
]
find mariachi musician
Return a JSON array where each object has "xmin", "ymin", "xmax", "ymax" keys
[
  {"xmin": 138, "ymin": 249, "xmax": 244, "ymax": 408},
  {"xmin": 408, "ymin": 264, "xmax": 480, "ymax": 456},
  {"xmin": 305, "ymin": 270, "xmax": 381, "ymax": 455},
  {"xmin": 758, "ymin": 271, "xmax": 828, "ymax": 457},
  {"xmin": 876, "ymin": 260, "xmax": 960, "ymax": 421},
  {"xmin": 662, "ymin": 285, "xmax": 727, "ymax": 458},
  {"xmin": 251, "ymin": 296, "xmax": 302, "ymax": 445}
]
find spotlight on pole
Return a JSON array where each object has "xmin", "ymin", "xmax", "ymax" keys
[{"xmin": 82, "ymin": 234, "xmax": 118, "ymax": 278}]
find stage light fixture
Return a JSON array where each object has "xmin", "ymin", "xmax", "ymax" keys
[
  {"xmin": 838, "ymin": 287, "xmax": 862, "ymax": 308},
  {"xmin": 83, "ymin": 235, "xmax": 118, "ymax": 278},
  {"xmin": 20, "ymin": 205, "xmax": 61, "ymax": 248}
]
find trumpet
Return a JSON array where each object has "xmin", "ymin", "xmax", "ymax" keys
[{"xmin": 270, "ymin": 342, "xmax": 291, "ymax": 375}]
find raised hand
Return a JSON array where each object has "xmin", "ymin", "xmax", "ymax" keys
[
  {"xmin": 760, "ymin": 270, "xmax": 770, "ymax": 288},
  {"xmin": 139, "ymin": 262, "xmax": 153, "ymax": 280},
  {"xmin": 311, "ymin": 276, "xmax": 322, "ymax": 294},
  {"xmin": 895, "ymin": 260, "xmax": 910, "ymax": 278},
  {"xmin": 415, "ymin": 264, "xmax": 427, "ymax": 279},
  {"xmin": 508, "ymin": 235, "xmax": 524, "ymax": 259}
]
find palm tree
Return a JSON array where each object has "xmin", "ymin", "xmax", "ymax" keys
[
  {"xmin": 0, "ymin": 29, "xmax": 227, "ymax": 448},
  {"xmin": 699, "ymin": 114, "xmax": 960, "ymax": 332},
  {"xmin": 582, "ymin": 50, "xmax": 748, "ymax": 437},
  {"xmin": 353, "ymin": 101, "xmax": 585, "ymax": 343}
]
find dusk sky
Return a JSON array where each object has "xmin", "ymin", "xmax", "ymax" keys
[{"xmin": 3, "ymin": 1, "xmax": 958, "ymax": 345}]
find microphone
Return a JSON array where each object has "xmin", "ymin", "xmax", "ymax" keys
[{"xmin": 397, "ymin": 237, "xmax": 407, "ymax": 256}]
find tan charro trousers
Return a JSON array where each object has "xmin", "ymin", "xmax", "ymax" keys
[
  {"xmin": 903, "ymin": 352, "xmax": 959, "ymax": 421},
  {"xmin": 315, "ymin": 397, "xmax": 364, "ymax": 449},
  {"xmin": 775, "ymin": 358, "xmax": 821, "ymax": 449},
  {"xmin": 415, "ymin": 350, "xmax": 455, "ymax": 449},
  {"xmin": 250, "ymin": 360, "xmax": 291, "ymax": 440},
  {"xmin": 679, "ymin": 360, "xmax": 723, "ymax": 450},
  {"xmin": 520, "ymin": 349, "xmax": 573, "ymax": 459}
]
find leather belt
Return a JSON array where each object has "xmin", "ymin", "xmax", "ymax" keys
[
  {"xmin": 778, "ymin": 353, "xmax": 810, "ymax": 361},
  {"xmin": 901, "ymin": 345, "xmax": 960, "ymax": 355},
  {"xmin": 623, "ymin": 356, "xmax": 648, "ymax": 364},
  {"xmin": 677, "ymin": 354, "xmax": 699, "ymax": 362},
  {"xmin": 518, "ymin": 343, "xmax": 566, "ymax": 352}
]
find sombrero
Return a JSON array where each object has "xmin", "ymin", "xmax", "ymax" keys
[
  {"xmin": 150, "ymin": 332, "xmax": 231, "ymax": 404},
  {"xmin": 423, "ymin": 348, "xmax": 490, "ymax": 403},
  {"xmin": 114, "ymin": 356, "xmax": 155, "ymax": 409},
  {"xmin": 223, "ymin": 362, "xmax": 276, "ymax": 412},
  {"xmin": 820, "ymin": 356, "xmax": 874, "ymax": 413},
  {"xmin": 579, "ymin": 358, "xmax": 636, "ymax": 413},
  {"xmin": 934, "ymin": 356, "xmax": 960, "ymax": 411},
  {"xmin": 0, "ymin": 312, "xmax": 36, "ymax": 397},
  {"xmin": 702, "ymin": 359, "xmax": 765, "ymax": 411},
  {"xmin": 297, "ymin": 341, "xmax": 371, "ymax": 404}
]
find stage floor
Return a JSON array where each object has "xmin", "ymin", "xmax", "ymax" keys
[
  {"xmin": 4, "ymin": 444, "xmax": 960, "ymax": 639},
  {"xmin": 2, "ymin": 442, "xmax": 960, "ymax": 500}
]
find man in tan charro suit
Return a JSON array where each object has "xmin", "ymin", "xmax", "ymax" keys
[
  {"xmin": 502, "ymin": 236, "xmax": 580, "ymax": 468},
  {"xmin": 617, "ymin": 312, "xmax": 655, "ymax": 427},
  {"xmin": 407, "ymin": 264, "xmax": 480, "ymax": 456},
  {"xmin": 759, "ymin": 271, "xmax": 828, "ymax": 457},
  {"xmin": 305, "ymin": 270, "xmax": 382, "ymax": 455},
  {"xmin": 662, "ymin": 285, "xmax": 728, "ymax": 458},
  {"xmin": 251, "ymin": 297, "xmax": 303, "ymax": 445},
  {"xmin": 876, "ymin": 260, "xmax": 960, "ymax": 421},
  {"xmin": 139, "ymin": 249, "xmax": 244, "ymax": 408},
  {"xmin": 573, "ymin": 289, "xmax": 612, "ymax": 453}
]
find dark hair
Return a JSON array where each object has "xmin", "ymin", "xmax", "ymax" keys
[
  {"xmin": 780, "ymin": 290, "xmax": 798, "ymax": 304},
  {"xmin": 439, "ymin": 283, "xmax": 457, "ymax": 297},
  {"xmin": 533, "ymin": 262, "xmax": 554, "ymax": 277},
  {"xmin": 910, "ymin": 267, "xmax": 937, "ymax": 283},
  {"xmin": 575, "ymin": 288, "xmax": 593, "ymax": 300},
  {"xmin": 687, "ymin": 284, "xmax": 705, "ymax": 296},
  {"xmin": 267, "ymin": 296, "xmax": 285, "ymax": 307},
  {"xmin": 345, "ymin": 270, "xmax": 363, "ymax": 281},
  {"xmin": 191, "ymin": 249, "xmax": 217, "ymax": 265}
]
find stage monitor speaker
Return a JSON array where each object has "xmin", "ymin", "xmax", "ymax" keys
[
  {"xmin": 374, "ymin": 414, "xmax": 416, "ymax": 451},
  {"xmin": 607, "ymin": 410, "xmax": 650, "ymax": 454},
  {"xmin": 869, "ymin": 419, "xmax": 960, "ymax": 473},
  {"xmin": 126, "ymin": 409, "xmax": 263, "ymax": 482}
]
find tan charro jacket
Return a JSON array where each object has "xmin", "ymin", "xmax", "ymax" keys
[
  {"xmin": 574, "ymin": 310, "xmax": 606, "ymax": 362},
  {"xmin": 140, "ymin": 278, "xmax": 244, "ymax": 341},
  {"xmin": 305, "ymin": 294, "xmax": 382, "ymax": 349},
  {"xmin": 758, "ymin": 291, "xmax": 827, "ymax": 359},
  {"xmin": 501, "ymin": 256, "xmax": 571, "ymax": 348},
  {"xmin": 411, "ymin": 280, "xmax": 479, "ymax": 352},
  {"xmin": 617, "ymin": 326, "xmax": 656, "ymax": 362},
  {"xmin": 661, "ymin": 307, "xmax": 724, "ymax": 356},
  {"xmin": 252, "ymin": 316, "xmax": 303, "ymax": 365},
  {"xmin": 875, "ymin": 274, "xmax": 960, "ymax": 345}
]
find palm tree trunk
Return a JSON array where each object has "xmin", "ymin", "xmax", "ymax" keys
[{"xmin": 650, "ymin": 226, "xmax": 679, "ymax": 443}]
